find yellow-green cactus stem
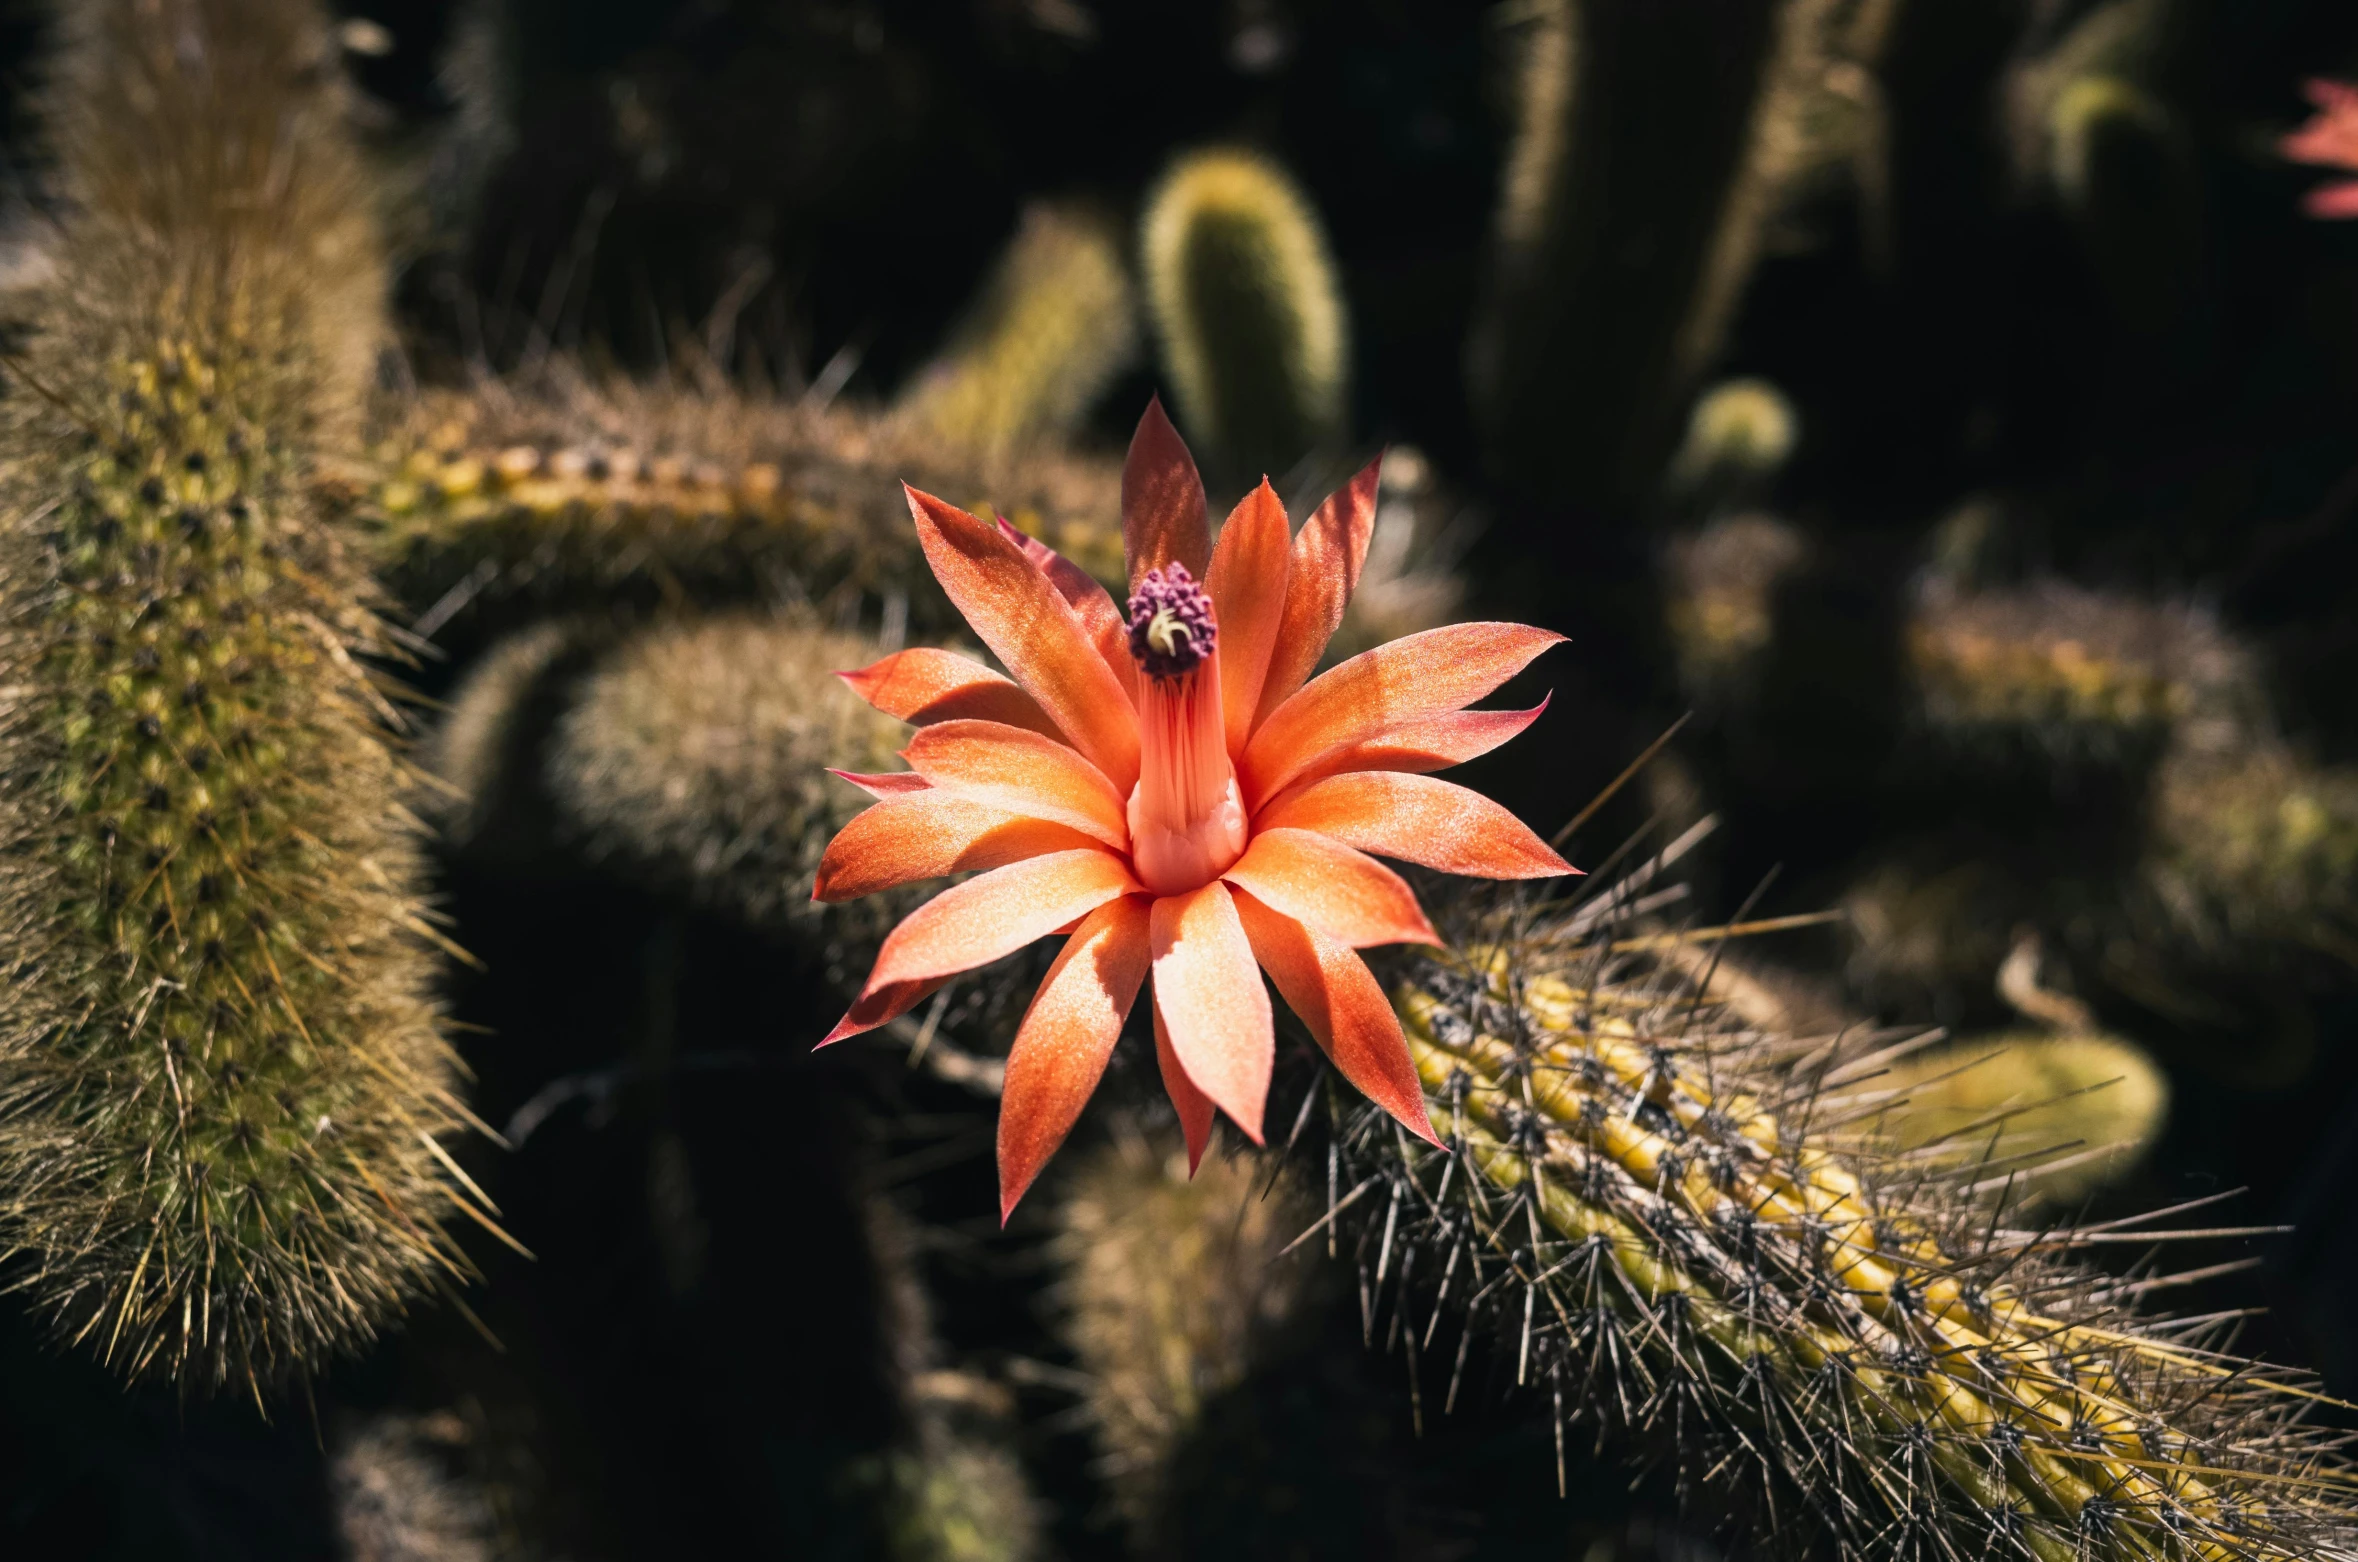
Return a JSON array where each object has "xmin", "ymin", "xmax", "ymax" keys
[{"xmin": 0, "ymin": 0, "xmax": 474, "ymax": 1388}]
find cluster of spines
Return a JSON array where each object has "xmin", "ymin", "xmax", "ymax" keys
[
  {"xmin": 1320, "ymin": 910, "xmax": 2354, "ymax": 1562},
  {"xmin": 0, "ymin": 0, "xmax": 470, "ymax": 1388}
]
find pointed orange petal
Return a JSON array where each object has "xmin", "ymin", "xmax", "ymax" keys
[
  {"xmin": 997, "ymin": 516, "xmax": 1139, "ymax": 705},
  {"xmin": 1221, "ymin": 827, "xmax": 1439, "ymax": 949},
  {"xmin": 831, "ymin": 769, "xmax": 932, "ymax": 799},
  {"xmin": 903, "ymin": 719, "xmax": 1131, "ymax": 849},
  {"xmin": 838, "ymin": 648, "xmax": 1063, "ymax": 739},
  {"xmin": 814, "ymin": 794, "xmax": 1103, "ymax": 902},
  {"xmin": 1229, "ymin": 888, "xmax": 1438, "ymax": 1145},
  {"xmin": 1153, "ymin": 1000, "xmax": 1217, "ymax": 1174},
  {"xmin": 1252, "ymin": 453, "xmax": 1379, "ymax": 729},
  {"xmin": 1121, "ymin": 396, "xmax": 1210, "ymax": 591},
  {"xmin": 819, "ymin": 975, "xmax": 945, "ymax": 1048},
  {"xmin": 1205, "ymin": 479, "xmax": 1293, "ymax": 757},
  {"xmin": 998, "ymin": 897, "xmax": 1153, "ymax": 1221},
  {"xmin": 862, "ymin": 848, "xmax": 1142, "ymax": 993},
  {"xmin": 1240, "ymin": 623, "xmax": 1566, "ymax": 807},
  {"xmin": 1281, "ymin": 696, "xmax": 1552, "ymax": 792},
  {"xmin": 907, "ymin": 486, "xmax": 1141, "ymax": 792},
  {"xmin": 1254, "ymin": 772, "xmax": 1575, "ymax": 881},
  {"xmin": 1148, "ymin": 882, "xmax": 1273, "ymax": 1143}
]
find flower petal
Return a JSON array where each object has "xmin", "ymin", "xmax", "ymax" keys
[
  {"xmin": 903, "ymin": 719, "xmax": 1131, "ymax": 849},
  {"xmin": 1229, "ymin": 888, "xmax": 1438, "ymax": 1145},
  {"xmin": 1281, "ymin": 696, "xmax": 1552, "ymax": 792},
  {"xmin": 1220, "ymin": 827, "xmax": 1440, "ymax": 948},
  {"xmin": 907, "ymin": 486, "xmax": 1141, "ymax": 792},
  {"xmin": 859, "ymin": 848, "xmax": 1142, "ymax": 994},
  {"xmin": 1240, "ymin": 622, "xmax": 1566, "ymax": 806},
  {"xmin": 1121, "ymin": 396, "xmax": 1210, "ymax": 591},
  {"xmin": 1252, "ymin": 453, "xmax": 1379, "ymax": 730},
  {"xmin": 1154, "ymin": 1001, "xmax": 1217, "ymax": 1174},
  {"xmin": 839, "ymin": 648, "xmax": 1063, "ymax": 739},
  {"xmin": 831, "ymin": 769, "xmax": 933, "ymax": 799},
  {"xmin": 814, "ymin": 794, "xmax": 1103, "ymax": 902},
  {"xmin": 2305, "ymin": 179, "xmax": 2358, "ymax": 219},
  {"xmin": 819, "ymin": 975, "xmax": 945, "ymax": 1047},
  {"xmin": 1205, "ymin": 479, "xmax": 1293, "ymax": 757},
  {"xmin": 1254, "ymin": 772, "xmax": 1574, "ymax": 880},
  {"xmin": 998, "ymin": 896, "xmax": 1153, "ymax": 1220},
  {"xmin": 996, "ymin": 517, "xmax": 1138, "ymax": 704},
  {"xmin": 1149, "ymin": 881, "xmax": 1273, "ymax": 1142}
]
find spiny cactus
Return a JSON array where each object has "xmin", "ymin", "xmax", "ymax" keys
[
  {"xmin": 898, "ymin": 200, "xmax": 1139, "ymax": 458},
  {"xmin": 1859, "ymin": 1030, "xmax": 2169, "ymax": 1205},
  {"xmin": 1905, "ymin": 583, "xmax": 2259, "ymax": 764},
  {"xmin": 1343, "ymin": 907, "xmax": 2356, "ymax": 1562},
  {"xmin": 0, "ymin": 0, "xmax": 476, "ymax": 1389},
  {"xmin": 360, "ymin": 377, "xmax": 1125, "ymax": 648},
  {"xmin": 1141, "ymin": 148, "xmax": 1347, "ymax": 487},
  {"xmin": 1055, "ymin": 1134, "xmax": 1314, "ymax": 1538},
  {"xmin": 538, "ymin": 615, "xmax": 908, "ymax": 945},
  {"xmin": 330, "ymin": 1412, "xmax": 499, "ymax": 1562}
]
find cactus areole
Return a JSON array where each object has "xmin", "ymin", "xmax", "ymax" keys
[{"xmin": 816, "ymin": 398, "xmax": 1576, "ymax": 1219}]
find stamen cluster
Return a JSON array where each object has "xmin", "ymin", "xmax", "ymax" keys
[{"xmin": 1127, "ymin": 563, "xmax": 1218, "ymax": 676}]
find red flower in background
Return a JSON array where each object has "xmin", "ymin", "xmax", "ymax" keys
[
  {"xmin": 816, "ymin": 400, "xmax": 1575, "ymax": 1218},
  {"xmin": 2284, "ymin": 78, "xmax": 2358, "ymax": 218}
]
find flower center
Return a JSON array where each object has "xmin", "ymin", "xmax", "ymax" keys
[{"xmin": 1124, "ymin": 566, "xmax": 1248, "ymax": 894}]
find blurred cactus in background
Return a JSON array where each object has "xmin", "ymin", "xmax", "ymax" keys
[{"xmin": 1141, "ymin": 148, "xmax": 1347, "ymax": 491}]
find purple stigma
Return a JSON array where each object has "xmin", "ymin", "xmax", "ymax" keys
[{"xmin": 1127, "ymin": 563, "xmax": 1218, "ymax": 677}]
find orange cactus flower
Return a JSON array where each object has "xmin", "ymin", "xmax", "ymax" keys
[
  {"xmin": 817, "ymin": 400, "xmax": 1574, "ymax": 1219},
  {"xmin": 2283, "ymin": 78, "xmax": 2358, "ymax": 218}
]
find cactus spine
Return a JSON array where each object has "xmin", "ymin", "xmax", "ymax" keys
[{"xmin": 0, "ymin": 0, "xmax": 472, "ymax": 1387}]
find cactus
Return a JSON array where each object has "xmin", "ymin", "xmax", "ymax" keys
[
  {"xmin": 330, "ymin": 1412, "xmax": 498, "ymax": 1562},
  {"xmin": 1346, "ymin": 910, "xmax": 2354, "ymax": 1561},
  {"xmin": 1663, "ymin": 514, "xmax": 1809, "ymax": 700},
  {"xmin": 1857, "ymin": 1031, "xmax": 2169, "ymax": 1205},
  {"xmin": 537, "ymin": 616, "xmax": 910, "ymax": 956},
  {"xmin": 1140, "ymin": 148, "xmax": 1347, "ymax": 487},
  {"xmin": 0, "ymin": 0, "xmax": 474, "ymax": 1388},
  {"xmin": 1471, "ymin": 0, "xmax": 1787, "ymax": 504},
  {"xmin": 1055, "ymin": 1135, "xmax": 1315, "ymax": 1539},
  {"xmin": 899, "ymin": 201, "xmax": 1139, "ymax": 458},
  {"xmin": 360, "ymin": 378, "xmax": 1126, "ymax": 652},
  {"xmin": 1903, "ymin": 583, "xmax": 2259, "ymax": 765}
]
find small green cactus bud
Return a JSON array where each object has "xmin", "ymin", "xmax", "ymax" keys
[
  {"xmin": 0, "ymin": 0, "xmax": 474, "ymax": 1388},
  {"xmin": 898, "ymin": 201, "xmax": 1139, "ymax": 457},
  {"xmin": 1141, "ymin": 148, "xmax": 1347, "ymax": 487}
]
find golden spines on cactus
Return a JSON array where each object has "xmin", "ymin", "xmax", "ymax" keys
[
  {"xmin": 1140, "ymin": 148, "xmax": 1347, "ymax": 485},
  {"xmin": 1349, "ymin": 913, "xmax": 2354, "ymax": 1561},
  {"xmin": 362, "ymin": 379, "xmax": 1126, "ymax": 643},
  {"xmin": 898, "ymin": 200, "xmax": 1139, "ymax": 458},
  {"xmin": 0, "ymin": 0, "xmax": 472, "ymax": 1387}
]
